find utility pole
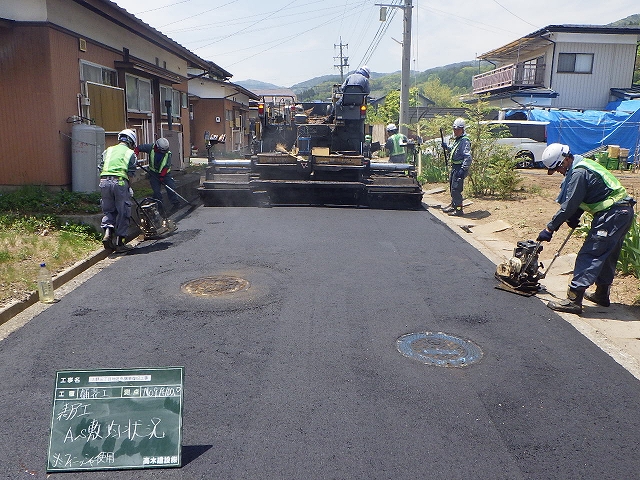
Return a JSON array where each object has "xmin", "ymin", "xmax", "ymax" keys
[
  {"xmin": 377, "ymin": 1, "xmax": 413, "ymax": 136},
  {"xmin": 334, "ymin": 37, "xmax": 349, "ymax": 82}
]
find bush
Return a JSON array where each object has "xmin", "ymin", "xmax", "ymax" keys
[
  {"xmin": 418, "ymin": 151, "xmax": 448, "ymax": 184},
  {"xmin": 416, "ymin": 98, "xmax": 522, "ymax": 198},
  {"xmin": 0, "ymin": 185, "xmax": 101, "ymax": 215},
  {"xmin": 618, "ymin": 213, "xmax": 640, "ymax": 278}
]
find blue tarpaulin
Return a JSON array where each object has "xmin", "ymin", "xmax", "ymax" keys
[{"xmin": 506, "ymin": 102, "xmax": 640, "ymax": 164}]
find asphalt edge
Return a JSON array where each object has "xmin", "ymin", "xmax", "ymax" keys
[{"xmin": 424, "ymin": 200, "xmax": 640, "ymax": 381}]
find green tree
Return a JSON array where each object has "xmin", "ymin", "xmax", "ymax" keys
[
  {"xmin": 420, "ymin": 76, "xmax": 464, "ymax": 107},
  {"xmin": 367, "ymin": 89, "xmax": 400, "ymax": 125}
]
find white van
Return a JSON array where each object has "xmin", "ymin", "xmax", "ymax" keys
[{"xmin": 487, "ymin": 120, "xmax": 549, "ymax": 168}]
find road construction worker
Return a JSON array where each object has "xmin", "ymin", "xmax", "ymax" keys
[
  {"xmin": 536, "ymin": 143, "xmax": 636, "ymax": 314},
  {"xmin": 99, "ymin": 129, "xmax": 138, "ymax": 252},
  {"xmin": 341, "ymin": 65, "xmax": 371, "ymax": 95},
  {"xmin": 385, "ymin": 123, "xmax": 408, "ymax": 163},
  {"xmin": 135, "ymin": 137, "xmax": 180, "ymax": 213},
  {"xmin": 441, "ymin": 117, "xmax": 472, "ymax": 217}
]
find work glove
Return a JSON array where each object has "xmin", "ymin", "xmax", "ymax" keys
[
  {"xmin": 133, "ymin": 147, "xmax": 140, "ymax": 156},
  {"xmin": 566, "ymin": 208, "xmax": 583, "ymax": 229},
  {"xmin": 441, "ymin": 142, "xmax": 450, "ymax": 152},
  {"xmin": 536, "ymin": 228, "xmax": 553, "ymax": 242}
]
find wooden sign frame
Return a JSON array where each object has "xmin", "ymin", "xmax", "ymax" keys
[{"xmin": 47, "ymin": 367, "xmax": 184, "ymax": 472}]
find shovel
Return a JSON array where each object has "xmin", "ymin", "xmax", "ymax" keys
[{"xmin": 138, "ymin": 164, "xmax": 193, "ymax": 206}]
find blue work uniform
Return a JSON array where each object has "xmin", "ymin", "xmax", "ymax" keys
[
  {"xmin": 547, "ymin": 157, "xmax": 635, "ymax": 290},
  {"xmin": 448, "ymin": 134, "xmax": 472, "ymax": 208},
  {"xmin": 341, "ymin": 69, "xmax": 371, "ymax": 95},
  {"xmin": 99, "ymin": 143, "xmax": 137, "ymax": 238}
]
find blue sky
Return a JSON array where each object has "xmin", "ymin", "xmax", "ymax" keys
[{"xmin": 112, "ymin": 0, "xmax": 639, "ymax": 87}]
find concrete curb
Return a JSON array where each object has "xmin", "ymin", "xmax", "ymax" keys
[
  {"xmin": 0, "ymin": 247, "xmax": 110, "ymax": 327},
  {"xmin": 0, "ymin": 170, "xmax": 204, "ymax": 328}
]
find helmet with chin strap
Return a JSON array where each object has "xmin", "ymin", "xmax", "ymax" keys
[
  {"xmin": 542, "ymin": 143, "xmax": 570, "ymax": 170},
  {"xmin": 118, "ymin": 129, "xmax": 137, "ymax": 148},
  {"xmin": 155, "ymin": 137, "xmax": 170, "ymax": 152}
]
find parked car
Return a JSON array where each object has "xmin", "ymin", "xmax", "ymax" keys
[{"xmin": 487, "ymin": 120, "xmax": 549, "ymax": 168}]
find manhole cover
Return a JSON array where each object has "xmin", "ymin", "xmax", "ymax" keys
[
  {"xmin": 181, "ymin": 276, "xmax": 250, "ymax": 297},
  {"xmin": 396, "ymin": 332, "xmax": 483, "ymax": 367}
]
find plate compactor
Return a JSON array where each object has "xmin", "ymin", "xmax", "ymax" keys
[
  {"xmin": 495, "ymin": 240, "xmax": 544, "ymax": 296},
  {"xmin": 133, "ymin": 197, "xmax": 177, "ymax": 240},
  {"xmin": 495, "ymin": 229, "xmax": 574, "ymax": 296}
]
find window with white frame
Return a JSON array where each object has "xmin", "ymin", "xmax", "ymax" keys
[
  {"xmin": 125, "ymin": 74, "xmax": 152, "ymax": 113},
  {"xmin": 557, "ymin": 53, "xmax": 594, "ymax": 73},
  {"xmin": 160, "ymin": 85, "xmax": 182, "ymax": 118},
  {"xmin": 80, "ymin": 61, "xmax": 117, "ymax": 86}
]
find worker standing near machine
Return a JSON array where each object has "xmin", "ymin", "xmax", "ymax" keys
[
  {"xmin": 99, "ymin": 129, "xmax": 138, "ymax": 252},
  {"xmin": 385, "ymin": 124, "xmax": 408, "ymax": 163},
  {"xmin": 442, "ymin": 118, "xmax": 472, "ymax": 217},
  {"xmin": 135, "ymin": 137, "xmax": 180, "ymax": 213},
  {"xmin": 536, "ymin": 143, "xmax": 635, "ymax": 314}
]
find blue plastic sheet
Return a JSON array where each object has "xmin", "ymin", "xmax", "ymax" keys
[{"xmin": 506, "ymin": 102, "xmax": 640, "ymax": 164}]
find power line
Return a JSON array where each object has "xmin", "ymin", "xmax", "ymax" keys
[
  {"xmin": 358, "ymin": 0, "xmax": 401, "ymax": 66},
  {"xmin": 492, "ymin": 0, "xmax": 539, "ymax": 28}
]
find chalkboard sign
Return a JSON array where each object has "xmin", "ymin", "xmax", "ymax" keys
[{"xmin": 47, "ymin": 367, "xmax": 184, "ymax": 472}]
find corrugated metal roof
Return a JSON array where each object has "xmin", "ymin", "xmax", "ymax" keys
[{"xmin": 479, "ymin": 24, "xmax": 640, "ymax": 62}]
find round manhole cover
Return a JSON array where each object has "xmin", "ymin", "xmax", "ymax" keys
[
  {"xmin": 396, "ymin": 332, "xmax": 483, "ymax": 367},
  {"xmin": 181, "ymin": 276, "xmax": 250, "ymax": 297}
]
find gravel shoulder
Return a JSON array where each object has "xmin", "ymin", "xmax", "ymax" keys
[{"xmin": 422, "ymin": 168, "xmax": 640, "ymax": 307}]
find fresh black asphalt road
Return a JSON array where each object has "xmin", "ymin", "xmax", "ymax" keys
[{"xmin": 1, "ymin": 205, "xmax": 639, "ymax": 479}]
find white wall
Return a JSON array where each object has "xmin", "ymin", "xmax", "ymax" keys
[
  {"xmin": 550, "ymin": 40, "xmax": 637, "ymax": 109},
  {"xmin": 1, "ymin": 0, "xmax": 190, "ymax": 78},
  {"xmin": 0, "ymin": 0, "xmax": 47, "ymax": 21}
]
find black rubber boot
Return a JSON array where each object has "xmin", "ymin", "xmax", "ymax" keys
[
  {"xmin": 115, "ymin": 236, "xmax": 133, "ymax": 253},
  {"xmin": 584, "ymin": 284, "xmax": 611, "ymax": 307},
  {"xmin": 102, "ymin": 227, "xmax": 114, "ymax": 250},
  {"xmin": 448, "ymin": 206, "xmax": 464, "ymax": 217},
  {"xmin": 547, "ymin": 288, "xmax": 585, "ymax": 314},
  {"xmin": 441, "ymin": 204, "xmax": 454, "ymax": 213}
]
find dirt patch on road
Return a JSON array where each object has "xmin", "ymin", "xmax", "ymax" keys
[{"xmin": 424, "ymin": 168, "xmax": 640, "ymax": 307}]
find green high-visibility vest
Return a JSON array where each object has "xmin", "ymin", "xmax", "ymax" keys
[
  {"xmin": 101, "ymin": 144, "xmax": 133, "ymax": 179},
  {"xmin": 574, "ymin": 158, "xmax": 627, "ymax": 214},
  {"xmin": 450, "ymin": 134, "xmax": 469, "ymax": 164},
  {"xmin": 388, "ymin": 133, "xmax": 406, "ymax": 157},
  {"xmin": 149, "ymin": 150, "xmax": 171, "ymax": 174}
]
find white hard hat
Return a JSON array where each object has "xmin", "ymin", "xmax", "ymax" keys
[
  {"xmin": 386, "ymin": 123, "xmax": 397, "ymax": 132},
  {"xmin": 155, "ymin": 137, "xmax": 170, "ymax": 152},
  {"xmin": 541, "ymin": 143, "xmax": 570, "ymax": 170},
  {"xmin": 453, "ymin": 118, "xmax": 466, "ymax": 129},
  {"xmin": 118, "ymin": 129, "xmax": 137, "ymax": 147},
  {"xmin": 361, "ymin": 65, "xmax": 370, "ymax": 78}
]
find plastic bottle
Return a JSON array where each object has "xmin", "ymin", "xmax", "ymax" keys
[{"xmin": 37, "ymin": 262, "xmax": 55, "ymax": 303}]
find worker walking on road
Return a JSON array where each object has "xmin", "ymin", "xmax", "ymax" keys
[
  {"xmin": 99, "ymin": 129, "xmax": 138, "ymax": 253},
  {"xmin": 135, "ymin": 137, "xmax": 180, "ymax": 213},
  {"xmin": 385, "ymin": 123, "xmax": 408, "ymax": 164},
  {"xmin": 536, "ymin": 143, "xmax": 636, "ymax": 314},
  {"xmin": 442, "ymin": 118, "xmax": 472, "ymax": 217}
]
